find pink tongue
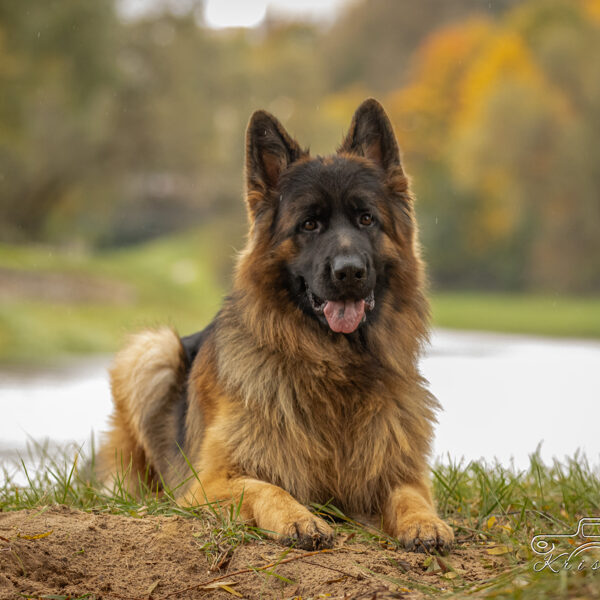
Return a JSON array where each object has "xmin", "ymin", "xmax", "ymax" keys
[{"xmin": 323, "ymin": 299, "xmax": 365, "ymax": 334}]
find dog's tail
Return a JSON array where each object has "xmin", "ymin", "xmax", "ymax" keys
[{"xmin": 96, "ymin": 327, "xmax": 189, "ymax": 494}]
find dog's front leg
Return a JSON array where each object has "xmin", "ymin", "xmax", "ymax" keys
[
  {"xmin": 179, "ymin": 475, "xmax": 334, "ymax": 550},
  {"xmin": 383, "ymin": 479, "xmax": 454, "ymax": 553}
]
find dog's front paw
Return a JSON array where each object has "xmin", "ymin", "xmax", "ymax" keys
[
  {"xmin": 280, "ymin": 514, "xmax": 334, "ymax": 550},
  {"xmin": 251, "ymin": 486, "xmax": 335, "ymax": 550},
  {"xmin": 395, "ymin": 511, "xmax": 454, "ymax": 554}
]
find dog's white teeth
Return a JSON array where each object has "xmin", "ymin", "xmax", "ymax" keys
[{"xmin": 365, "ymin": 292, "xmax": 375, "ymax": 311}]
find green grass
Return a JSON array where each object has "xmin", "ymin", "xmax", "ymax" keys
[
  {"xmin": 2, "ymin": 445, "xmax": 599, "ymax": 598},
  {"xmin": 313, "ymin": 452, "xmax": 600, "ymax": 598},
  {"xmin": 1, "ymin": 231, "xmax": 599, "ymax": 364},
  {"xmin": 431, "ymin": 292, "xmax": 600, "ymax": 339},
  {"xmin": 0, "ymin": 224, "xmax": 236, "ymax": 364}
]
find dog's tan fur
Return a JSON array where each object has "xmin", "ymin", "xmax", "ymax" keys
[{"xmin": 97, "ymin": 99, "xmax": 454, "ymax": 552}]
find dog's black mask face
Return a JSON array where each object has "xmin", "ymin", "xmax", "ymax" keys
[
  {"xmin": 245, "ymin": 98, "xmax": 405, "ymax": 335},
  {"xmin": 276, "ymin": 158, "xmax": 384, "ymax": 334}
]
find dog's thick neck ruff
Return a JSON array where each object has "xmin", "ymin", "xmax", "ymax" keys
[
  {"xmin": 215, "ymin": 252, "xmax": 436, "ymax": 513},
  {"xmin": 223, "ymin": 204, "xmax": 430, "ymax": 388}
]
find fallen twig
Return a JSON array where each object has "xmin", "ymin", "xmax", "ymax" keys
[
  {"xmin": 301, "ymin": 558, "xmax": 357, "ymax": 579},
  {"xmin": 158, "ymin": 548, "xmax": 335, "ymax": 599}
]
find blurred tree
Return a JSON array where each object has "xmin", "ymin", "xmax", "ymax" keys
[
  {"xmin": 386, "ymin": 18, "xmax": 492, "ymax": 161},
  {"xmin": 379, "ymin": 0, "xmax": 600, "ymax": 292},
  {"xmin": 321, "ymin": 0, "xmax": 520, "ymax": 93},
  {"xmin": 512, "ymin": 0, "xmax": 600, "ymax": 290},
  {"xmin": 448, "ymin": 0, "xmax": 600, "ymax": 291},
  {"xmin": 0, "ymin": 0, "xmax": 597, "ymax": 292},
  {"xmin": 0, "ymin": 0, "xmax": 118, "ymax": 241},
  {"xmin": 98, "ymin": 12, "xmax": 237, "ymax": 245}
]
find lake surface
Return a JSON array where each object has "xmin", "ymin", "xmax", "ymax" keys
[{"xmin": 1, "ymin": 329, "xmax": 599, "ymax": 478}]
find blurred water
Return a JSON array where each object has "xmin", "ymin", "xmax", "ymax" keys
[
  {"xmin": 1, "ymin": 330, "xmax": 599, "ymax": 479},
  {"xmin": 426, "ymin": 330, "xmax": 600, "ymax": 467}
]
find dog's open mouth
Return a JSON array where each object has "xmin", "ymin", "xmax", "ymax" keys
[{"xmin": 307, "ymin": 289, "xmax": 375, "ymax": 334}]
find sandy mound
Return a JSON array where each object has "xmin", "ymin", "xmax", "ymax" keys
[{"xmin": 0, "ymin": 506, "xmax": 499, "ymax": 599}]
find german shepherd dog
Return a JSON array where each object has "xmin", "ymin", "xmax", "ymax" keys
[{"xmin": 97, "ymin": 99, "xmax": 454, "ymax": 553}]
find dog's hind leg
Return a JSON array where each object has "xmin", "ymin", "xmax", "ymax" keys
[
  {"xmin": 96, "ymin": 327, "xmax": 187, "ymax": 496},
  {"xmin": 96, "ymin": 409, "xmax": 153, "ymax": 496}
]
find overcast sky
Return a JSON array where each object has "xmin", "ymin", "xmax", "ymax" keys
[{"xmin": 119, "ymin": 0, "xmax": 353, "ymax": 28}]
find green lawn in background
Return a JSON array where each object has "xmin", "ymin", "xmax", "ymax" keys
[
  {"xmin": 431, "ymin": 292, "xmax": 600, "ymax": 339},
  {"xmin": 1, "ymin": 231, "xmax": 599, "ymax": 364},
  {"xmin": 0, "ymin": 227, "xmax": 231, "ymax": 364}
]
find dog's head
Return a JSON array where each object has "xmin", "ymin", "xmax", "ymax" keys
[{"xmin": 239, "ymin": 98, "xmax": 423, "ymax": 337}]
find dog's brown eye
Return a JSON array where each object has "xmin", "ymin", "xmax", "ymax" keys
[
  {"xmin": 360, "ymin": 213, "xmax": 374, "ymax": 226},
  {"xmin": 302, "ymin": 219, "xmax": 318, "ymax": 231}
]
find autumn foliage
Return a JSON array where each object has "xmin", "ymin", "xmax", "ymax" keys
[
  {"xmin": 1, "ymin": 0, "xmax": 598, "ymax": 292},
  {"xmin": 382, "ymin": 0, "xmax": 600, "ymax": 291}
]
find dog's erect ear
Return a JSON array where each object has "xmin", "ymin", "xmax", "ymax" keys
[
  {"xmin": 338, "ymin": 98, "xmax": 401, "ymax": 173},
  {"xmin": 245, "ymin": 110, "xmax": 305, "ymax": 213}
]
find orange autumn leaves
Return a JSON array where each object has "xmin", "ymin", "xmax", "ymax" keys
[{"xmin": 370, "ymin": 0, "xmax": 600, "ymax": 291}]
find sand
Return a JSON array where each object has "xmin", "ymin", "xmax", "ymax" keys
[{"xmin": 0, "ymin": 506, "xmax": 507, "ymax": 599}]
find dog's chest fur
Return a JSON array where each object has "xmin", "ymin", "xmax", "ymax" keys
[{"xmin": 218, "ymin": 337, "xmax": 432, "ymax": 514}]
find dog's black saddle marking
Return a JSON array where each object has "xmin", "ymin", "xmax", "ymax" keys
[
  {"xmin": 181, "ymin": 322, "xmax": 214, "ymax": 368},
  {"xmin": 176, "ymin": 322, "xmax": 215, "ymax": 450}
]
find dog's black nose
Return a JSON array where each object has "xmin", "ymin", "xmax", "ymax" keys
[{"xmin": 331, "ymin": 255, "xmax": 367, "ymax": 282}]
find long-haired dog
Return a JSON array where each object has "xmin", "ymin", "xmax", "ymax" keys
[{"xmin": 97, "ymin": 98, "xmax": 454, "ymax": 553}]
